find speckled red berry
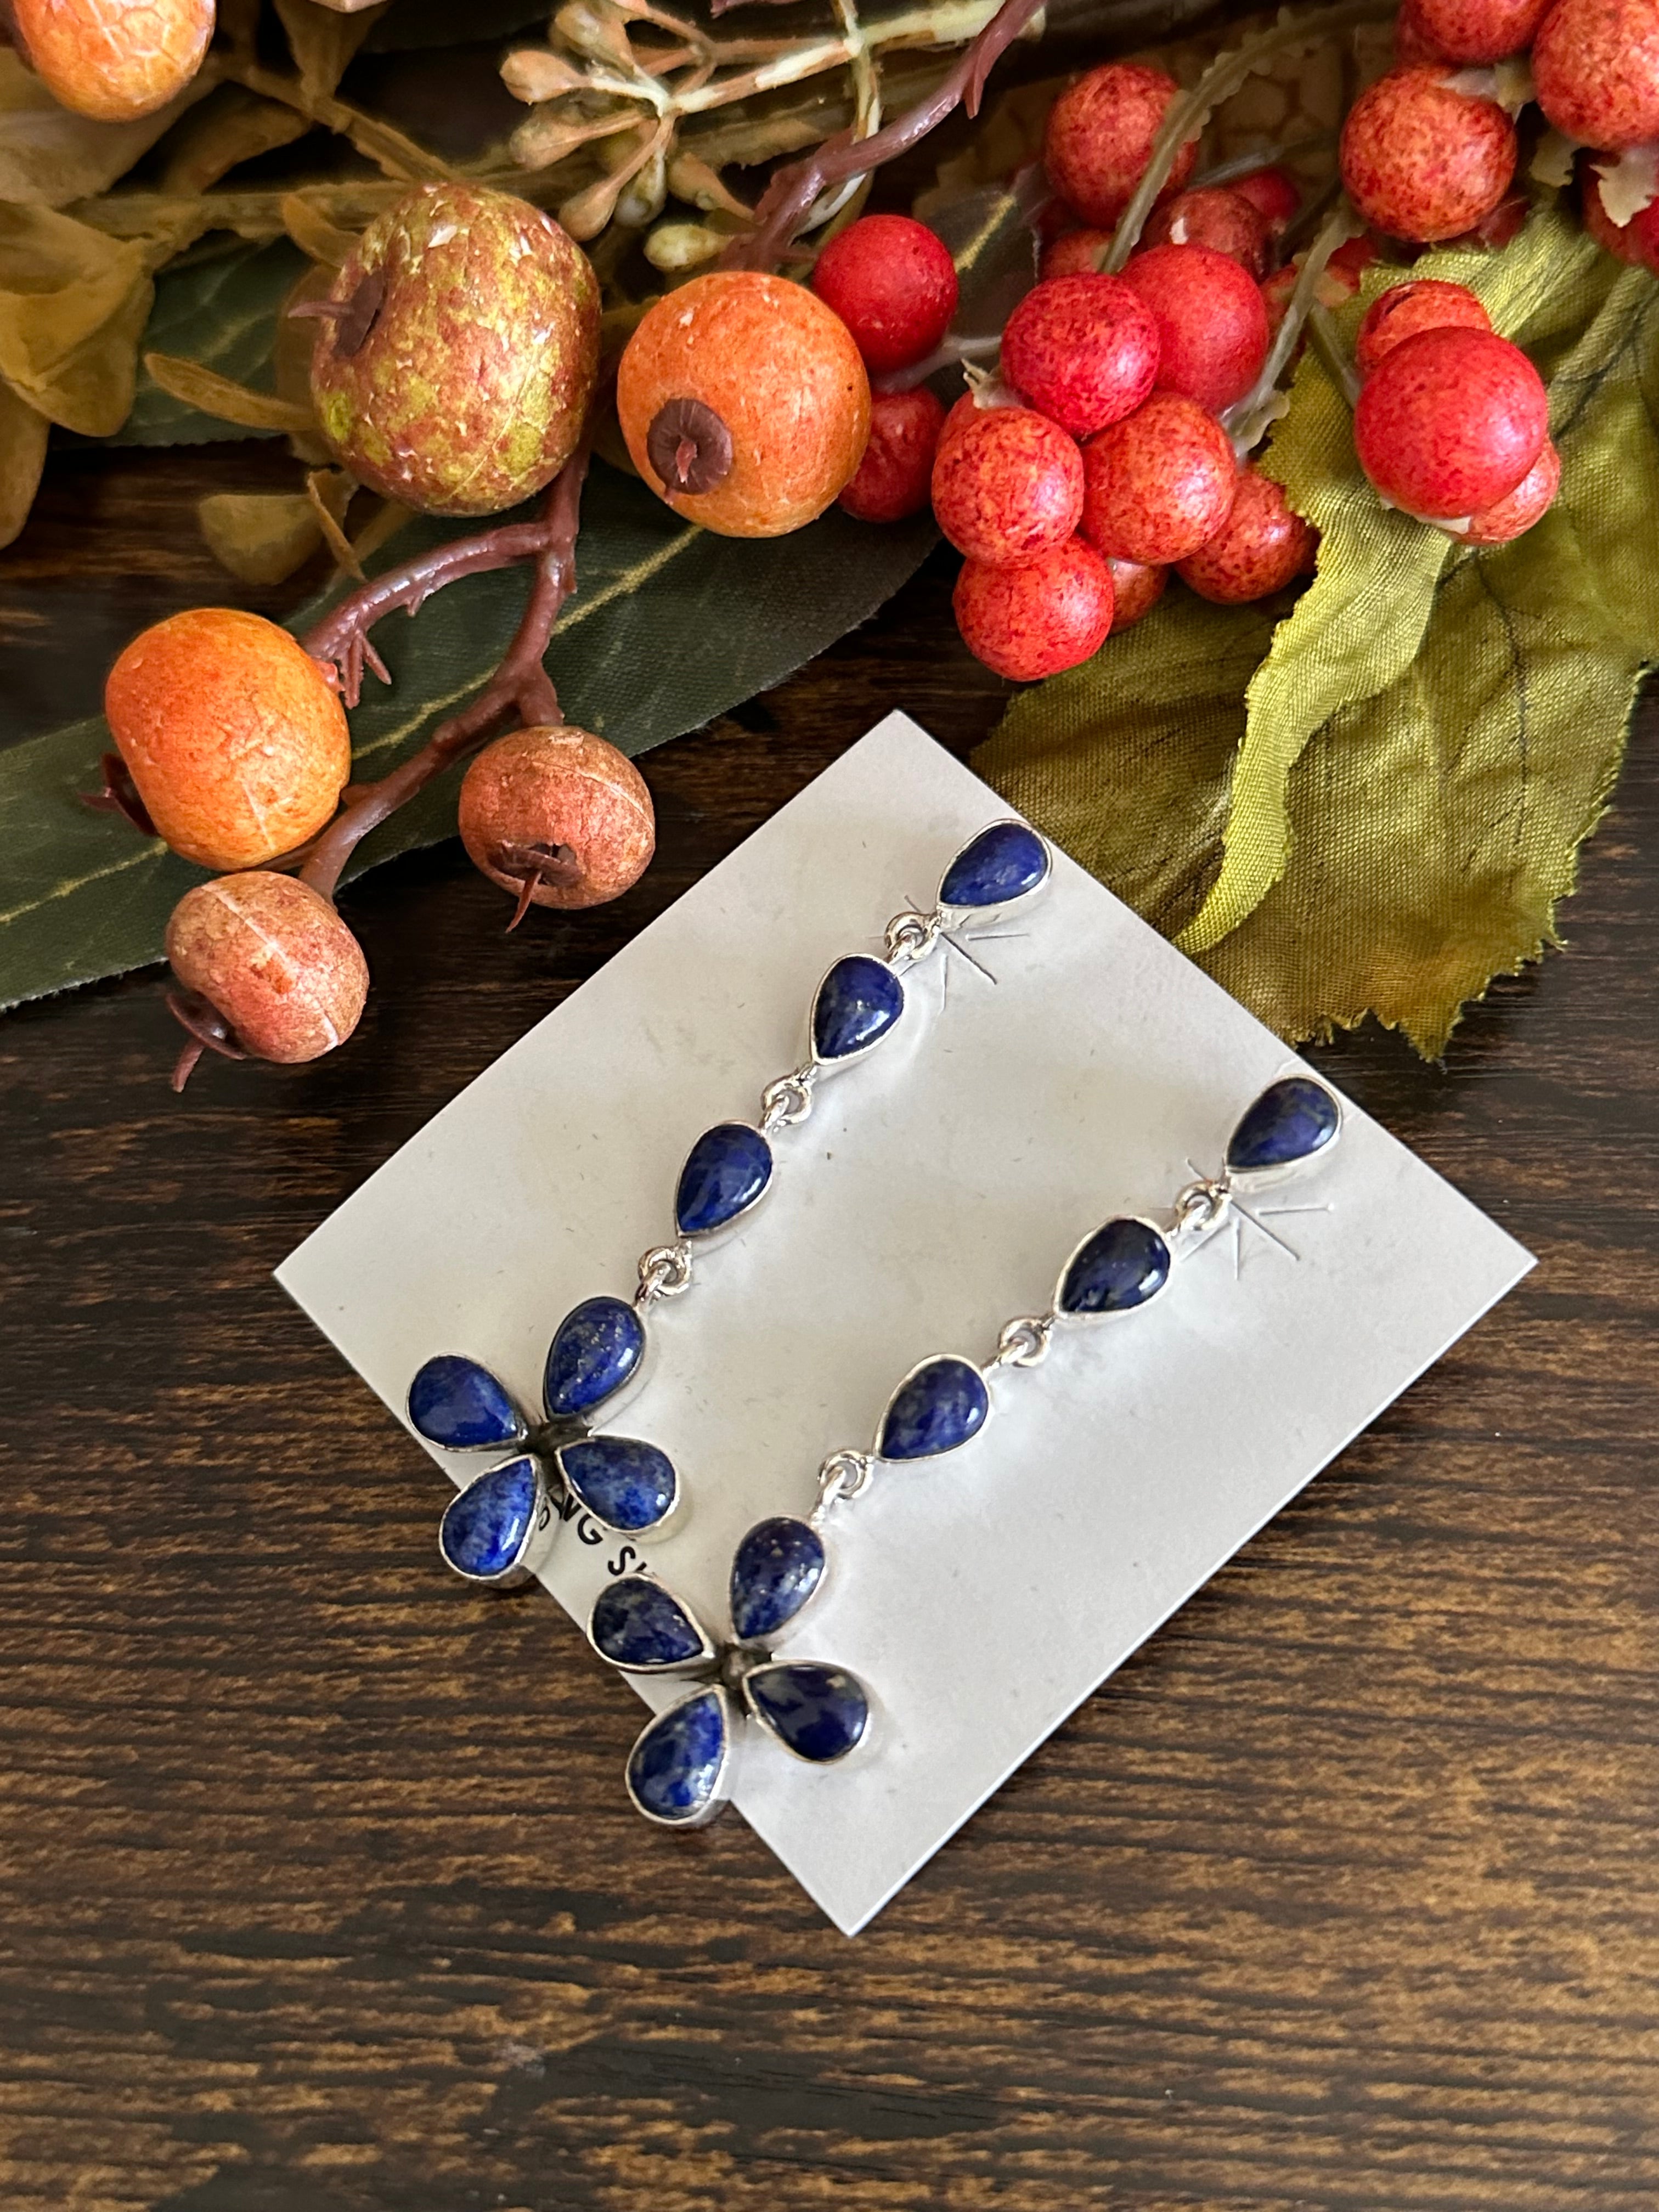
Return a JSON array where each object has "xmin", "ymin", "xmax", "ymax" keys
[
  {"xmin": 1119, "ymin": 242, "xmax": 1270, "ymax": 413},
  {"xmin": 458, "ymin": 726, "xmax": 654, "ymax": 913},
  {"xmin": 1395, "ymin": 1, "xmax": 1456, "ymax": 58},
  {"xmin": 1142, "ymin": 188, "xmax": 1272, "ymax": 277},
  {"xmin": 1039, "ymin": 228, "xmax": 1112, "ymax": 279},
  {"xmin": 953, "ymin": 537, "xmax": 1114, "ymax": 679},
  {"xmin": 1043, "ymin": 63, "xmax": 1196, "ymax": 228},
  {"xmin": 1232, "ymin": 167, "xmax": 1301, "ymax": 234},
  {"xmin": 1175, "ymin": 470, "xmax": 1317, "ymax": 601},
  {"xmin": 1000, "ymin": 274, "xmax": 1160, "ymax": 438},
  {"xmin": 1081, "ymin": 392, "xmax": 1237, "ymax": 565},
  {"xmin": 839, "ymin": 387, "xmax": 945, "ymax": 522},
  {"xmin": 1355, "ymin": 280, "xmax": 1492, "ymax": 377},
  {"xmin": 931, "ymin": 406, "xmax": 1084, "ymax": 565},
  {"xmin": 1107, "ymin": 557, "xmax": 1166, "ymax": 630},
  {"xmin": 1340, "ymin": 68, "xmax": 1516, "ymax": 242},
  {"xmin": 810, "ymin": 214, "xmax": 960, "ymax": 376},
  {"xmin": 1449, "ymin": 438, "xmax": 1561, "ymax": 542},
  {"xmin": 1354, "ymin": 326, "xmax": 1548, "ymax": 517},
  {"xmin": 1534, "ymin": 0, "xmax": 1659, "ymax": 148},
  {"xmin": 166, "ymin": 872, "xmax": 369, "ymax": 1065},
  {"xmin": 1582, "ymin": 162, "xmax": 1659, "ymax": 268},
  {"xmin": 1400, "ymin": 0, "xmax": 1551, "ymax": 57}
]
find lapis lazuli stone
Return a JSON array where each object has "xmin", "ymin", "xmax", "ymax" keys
[
  {"xmin": 1059, "ymin": 1217, "xmax": 1172, "ymax": 1316},
  {"xmin": 558, "ymin": 1435, "xmax": 677, "ymax": 1532},
  {"xmin": 407, "ymin": 1355, "xmax": 524, "ymax": 1451},
  {"xmin": 939, "ymin": 820, "xmax": 1049, "ymax": 910},
  {"xmin": 543, "ymin": 1295, "xmax": 645, "ymax": 1418},
  {"xmin": 812, "ymin": 955, "xmax": 905, "ymax": 1062},
  {"xmin": 1226, "ymin": 1076, "xmax": 1341, "ymax": 1174},
  {"xmin": 746, "ymin": 1662, "xmax": 869, "ymax": 1764},
  {"xmin": 439, "ymin": 1457, "xmax": 539, "ymax": 1580},
  {"xmin": 675, "ymin": 1121, "xmax": 774, "ymax": 1238},
  {"xmin": 878, "ymin": 1355, "xmax": 990, "ymax": 1460},
  {"xmin": 591, "ymin": 1575, "xmax": 708, "ymax": 1670},
  {"xmin": 730, "ymin": 1516, "xmax": 826, "ymax": 1643},
  {"xmin": 627, "ymin": 1689, "xmax": 729, "ymax": 1823}
]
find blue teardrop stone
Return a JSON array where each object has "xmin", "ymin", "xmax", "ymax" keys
[
  {"xmin": 939, "ymin": 821, "xmax": 1049, "ymax": 909},
  {"xmin": 747, "ymin": 1662, "xmax": 869, "ymax": 1763},
  {"xmin": 407, "ymin": 1355, "xmax": 524, "ymax": 1450},
  {"xmin": 627, "ymin": 1689, "xmax": 729, "ymax": 1823},
  {"xmin": 591, "ymin": 1575, "xmax": 708, "ymax": 1669},
  {"xmin": 812, "ymin": 955, "xmax": 905, "ymax": 1062},
  {"xmin": 1227, "ymin": 1076, "xmax": 1341, "ymax": 1173},
  {"xmin": 730, "ymin": 1516, "xmax": 826, "ymax": 1643},
  {"xmin": 878, "ymin": 1356, "xmax": 990, "ymax": 1460},
  {"xmin": 1059, "ymin": 1217, "xmax": 1172, "ymax": 1315},
  {"xmin": 543, "ymin": 1296, "xmax": 645, "ymax": 1417},
  {"xmin": 439, "ymin": 1457, "xmax": 539, "ymax": 1580},
  {"xmin": 558, "ymin": 1435, "xmax": 677, "ymax": 1532},
  {"xmin": 675, "ymin": 1122, "xmax": 774, "ymax": 1238}
]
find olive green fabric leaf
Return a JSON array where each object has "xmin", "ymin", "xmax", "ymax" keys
[
  {"xmin": 0, "ymin": 463, "xmax": 938, "ymax": 1010},
  {"xmin": 110, "ymin": 238, "xmax": 311, "ymax": 445}
]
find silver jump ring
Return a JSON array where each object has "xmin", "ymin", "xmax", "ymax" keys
[
  {"xmin": 1173, "ymin": 1177, "xmax": 1231, "ymax": 1235},
  {"xmin": 634, "ymin": 1240, "xmax": 693, "ymax": 1306},
  {"xmin": 883, "ymin": 908, "xmax": 942, "ymax": 967},
  {"xmin": 991, "ymin": 1314, "xmax": 1053, "ymax": 1370},
  {"xmin": 759, "ymin": 1065, "xmax": 817, "ymax": 1132},
  {"xmin": 810, "ymin": 1448, "xmax": 874, "ymax": 1525}
]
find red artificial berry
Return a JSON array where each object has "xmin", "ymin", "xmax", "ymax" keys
[
  {"xmin": 1080, "ymin": 392, "xmax": 1238, "ymax": 565},
  {"xmin": 1394, "ymin": 1, "xmax": 1456, "ymax": 59},
  {"xmin": 1533, "ymin": 0, "xmax": 1659, "ymax": 149},
  {"xmin": 1260, "ymin": 261, "xmax": 1301, "ymax": 339},
  {"xmin": 1340, "ymin": 67, "xmax": 1517, "ymax": 243},
  {"xmin": 1448, "ymin": 437, "xmax": 1561, "ymax": 542},
  {"xmin": 1175, "ymin": 469, "xmax": 1318, "ymax": 602},
  {"xmin": 1232, "ymin": 167, "xmax": 1301, "ymax": 234},
  {"xmin": 458, "ymin": 726, "xmax": 654, "ymax": 916},
  {"xmin": 1353, "ymin": 326, "xmax": 1548, "ymax": 517},
  {"xmin": 1107, "ymin": 556, "xmax": 1167, "ymax": 630},
  {"xmin": 1582, "ymin": 163, "xmax": 1659, "ymax": 269},
  {"xmin": 810, "ymin": 214, "xmax": 960, "ymax": 376},
  {"xmin": 1317, "ymin": 233, "xmax": 1382, "ymax": 305},
  {"xmin": 1398, "ymin": 0, "xmax": 1552, "ymax": 58},
  {"xmin": 1000, "ymin": 274, "xmax": 1161, "ymax": 438},
  {"xmin": 1039, "ymin": 228, "xmax": 1112, "ymax": 279},
  {"xmin": 953, "ymin": 537, "xmax": 1114, "ymax": 679},
  {"xmin": 839, "ymin": 387, "xmax": 946, "ymax": 522},
  {"xmin": 1355, "ymin": 279, "xmax": 1492, "ymax": 377},
  {"xmin": 166, "ymin": 872, "xmax": 369, "ymax": 1066},
  {"xmin": 930, "ymin": 405, "xmax": 1084, "ymax": 565},
  {"xmin": 1042, "ymin": 63, "xmax": 1197, "ymax": 228},
  {"xmin": 1119, "ymin": 242, "xmax": 1270, "ymax": 413},
  {"xmin": 1142, "ymin": 187, "xmax": 1272, "ymax": 277}
]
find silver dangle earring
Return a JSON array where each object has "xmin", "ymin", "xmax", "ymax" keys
[
  {"xmin": 587, "ymin": 1070, "xmax": 1343, "ymax": 1829},
  {"xmin": 400, "ymin": 819, "xmax": 1054, "ymax": 1589}
]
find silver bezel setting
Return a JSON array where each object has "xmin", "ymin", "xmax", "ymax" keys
[
  {"xmin": 727, "ymin": 1514, "xmax": 833, "ymax": 1647},
  {"xmin": 934, "ymin": 817, "xmax": 1055, "ymax": 930},
  {"xmin": 584, "ymin": 1568, "xmax": 718, "ymax": 1677},
  {"xmin": 739, "ymin": 1658, "xmax": 875, "ymax": 1767},
  {"xmin": 437, "ymin": 1454, "xmax": 551, "ymax": 1590},
  {"xmin": 553, "ymin": 1434, "xmax": 684, "ymax": 1541},
  {"xmin": 672, "ymin": 1119, "xmax": 777, "ymax": 1247},
  {"xmin": 870, "ymin": 1351, "xmax": 992, "ymax": 1464},
  {"xmin": 542, "ymin": 1297, "xmax": 654, "ymax": 1429},
  {"xmin": 1225, "ymin": 1073, "xmax": 1346, "ymax": 1191},
  {"xmin": 1051, "ymin": 1213, "xmax": 1176, "ymax": 1326},
  {"xmin": 405, "ymin": 1354, "xmax": 529, "ymax": 1455},
  {"xmin": 624, "ymin": 1684, "xmax": 740, "ymax": 1830},
  {"xmin": 805, "ymin": 952, "xmax": 908, "ymax": 1076}
]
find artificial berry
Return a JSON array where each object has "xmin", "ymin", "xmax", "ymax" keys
[
  {"xmin": 839, "ymin": 387, "xmax": 946, "ymax": 522},
  {"xmin": 1142, "ymin": 188, "xmax": 1272, "ymax": 278},
  {"xmin": 930, "ymin": 405, "xmax": 1084, "ymax": 565},
  {"xmin": 1000, "ymin": 274, "xmax": 1161, "ymax": 438},
  {"xmin": 1232, "ymin": 167, "xmax": 1301, "ymax": 234},
  {"xmin": 1397, "ymin": 0, "xmax": 1552, "ymax": 59},
  {"xmin": 458, "ymin": 726, "xmax": 654, "ymax": 915},
  {"xmin": 1174, "ymin": 470, "xmax": 1317, "ymax": 602},
  {"xmin": 1340, "ymin": 67, "xmax": 1517, "ymax": 242},
  {"xmin": 1355, "ymin": 279, "xmax": 1492, "ymax": 377},
  {"xmin": 953, "ymin": 538, "xmax": 1114, "ymax": 679},
  {"xmin": 13, "ymin": 0, "xmax": 212, "ymax": 121},
  {"xmin": 1533, "ymin": 0, "xmax": 1659, "ymax": 148},
  {"xmin": 1080, "ymin": 392, "xmax": 1238, "ymax": 565},
  {"xmin": 1318, "ymin": 233, "xmax": 1382, "ymax": 305},
  {"xmin": 810, "ymin": 214, "xmax": 960, "ymax": 376},
  {"xmin": 1448, "ymin": 439, "xmax": 1561, "ymax": 543},
  {"xmin": 1039, "ymin": 229, "xmax": 1111, "ymax": 279},
  {"xmin": 1119, "ymin": 242, "xmax": 1270, "ymax": 413},
  {"xmin": 1260, "ymin": 261, "xmax": 1301, "ymax": 339},
  {"xmin": 1582, "ymin": 163, "xmax": 1659, "ymax": 269},
  {"xmin": 1106, "ymin": 557, "xmax": 1167, "ymax": 630},
  {"xmin": 166, "ymin": 872, "xmax": 369, "ymax": 1065},
  {"xmin": 105, "ymin": 608, "xmax": 351, "ymax": 871},
  {"xmin": 1394, "ymin": 3, "xmax": 1456, "ymax": 59},
  {"xmin": 1353, "ymin": 326, "xmax": 1548, "ymax": 517},
  {"xmin": 1042, "ymin": 63, "xmax": 1196, "ymax": 228},
  {"xmin": 618, "ymin": 271, "xmax": 870, "ymax": 537}
]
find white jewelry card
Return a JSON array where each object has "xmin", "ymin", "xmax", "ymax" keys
[{"xmin": 277, "ymin": 712, "xmax": 1532, "ymax": 1934}]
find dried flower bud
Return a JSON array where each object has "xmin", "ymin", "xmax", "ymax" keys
[{"xmin": 501, "ymin": 46, "xmax": 591, "ymax": 102}]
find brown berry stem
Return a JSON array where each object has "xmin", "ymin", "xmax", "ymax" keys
[
  {"xmin": 165, "ymin": 987, "xmax": 249, "ymax": 1094},
  {"xmin": 80, "ymin": 752, "xmax": 159, "ymax": 838},
  {"xmin": 298, "ymin": 441, "xmax": 591, "ymax": 905}
]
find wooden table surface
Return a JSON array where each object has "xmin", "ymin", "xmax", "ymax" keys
[{"xmin": 3, "ymin": 433, "xmax": 1657, "ymax": 2212}]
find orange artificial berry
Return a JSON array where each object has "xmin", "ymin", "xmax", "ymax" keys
[
  {"xmin": 458, "ymin": 727, "xmax": 656, "ymax": 921},
  {"xmin": 105, "ymin": 609, "xmax": 352, "ymax": 871},
  {"xmin": 166, "ymin": 873, "xmax": 369, "ymax": 1066},
  {"xmin": 13, "ymin": 0, "xmax": 214, "ymax": 122},
  {"xmin": 617, "ymin": 272, "xmax": 871, "ymax": 537}
]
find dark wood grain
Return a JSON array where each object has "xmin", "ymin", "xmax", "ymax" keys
[{"xmin": 2, "ymin": 427, "xmax": 1657, "ymax": 2212}]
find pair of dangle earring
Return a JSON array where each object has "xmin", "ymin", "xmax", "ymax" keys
[{"xmin": 588, "ymin": 1070, "xmax": 1345, "ymax": 1828}]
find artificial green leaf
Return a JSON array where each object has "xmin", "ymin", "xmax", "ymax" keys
[
  {"xmin": 0, "ymin": 464, "xmax": 938, "ymax": 1010},
  {"xmin": 110, "ymin": 236, "xmax": 311, "ymax": 445}
]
